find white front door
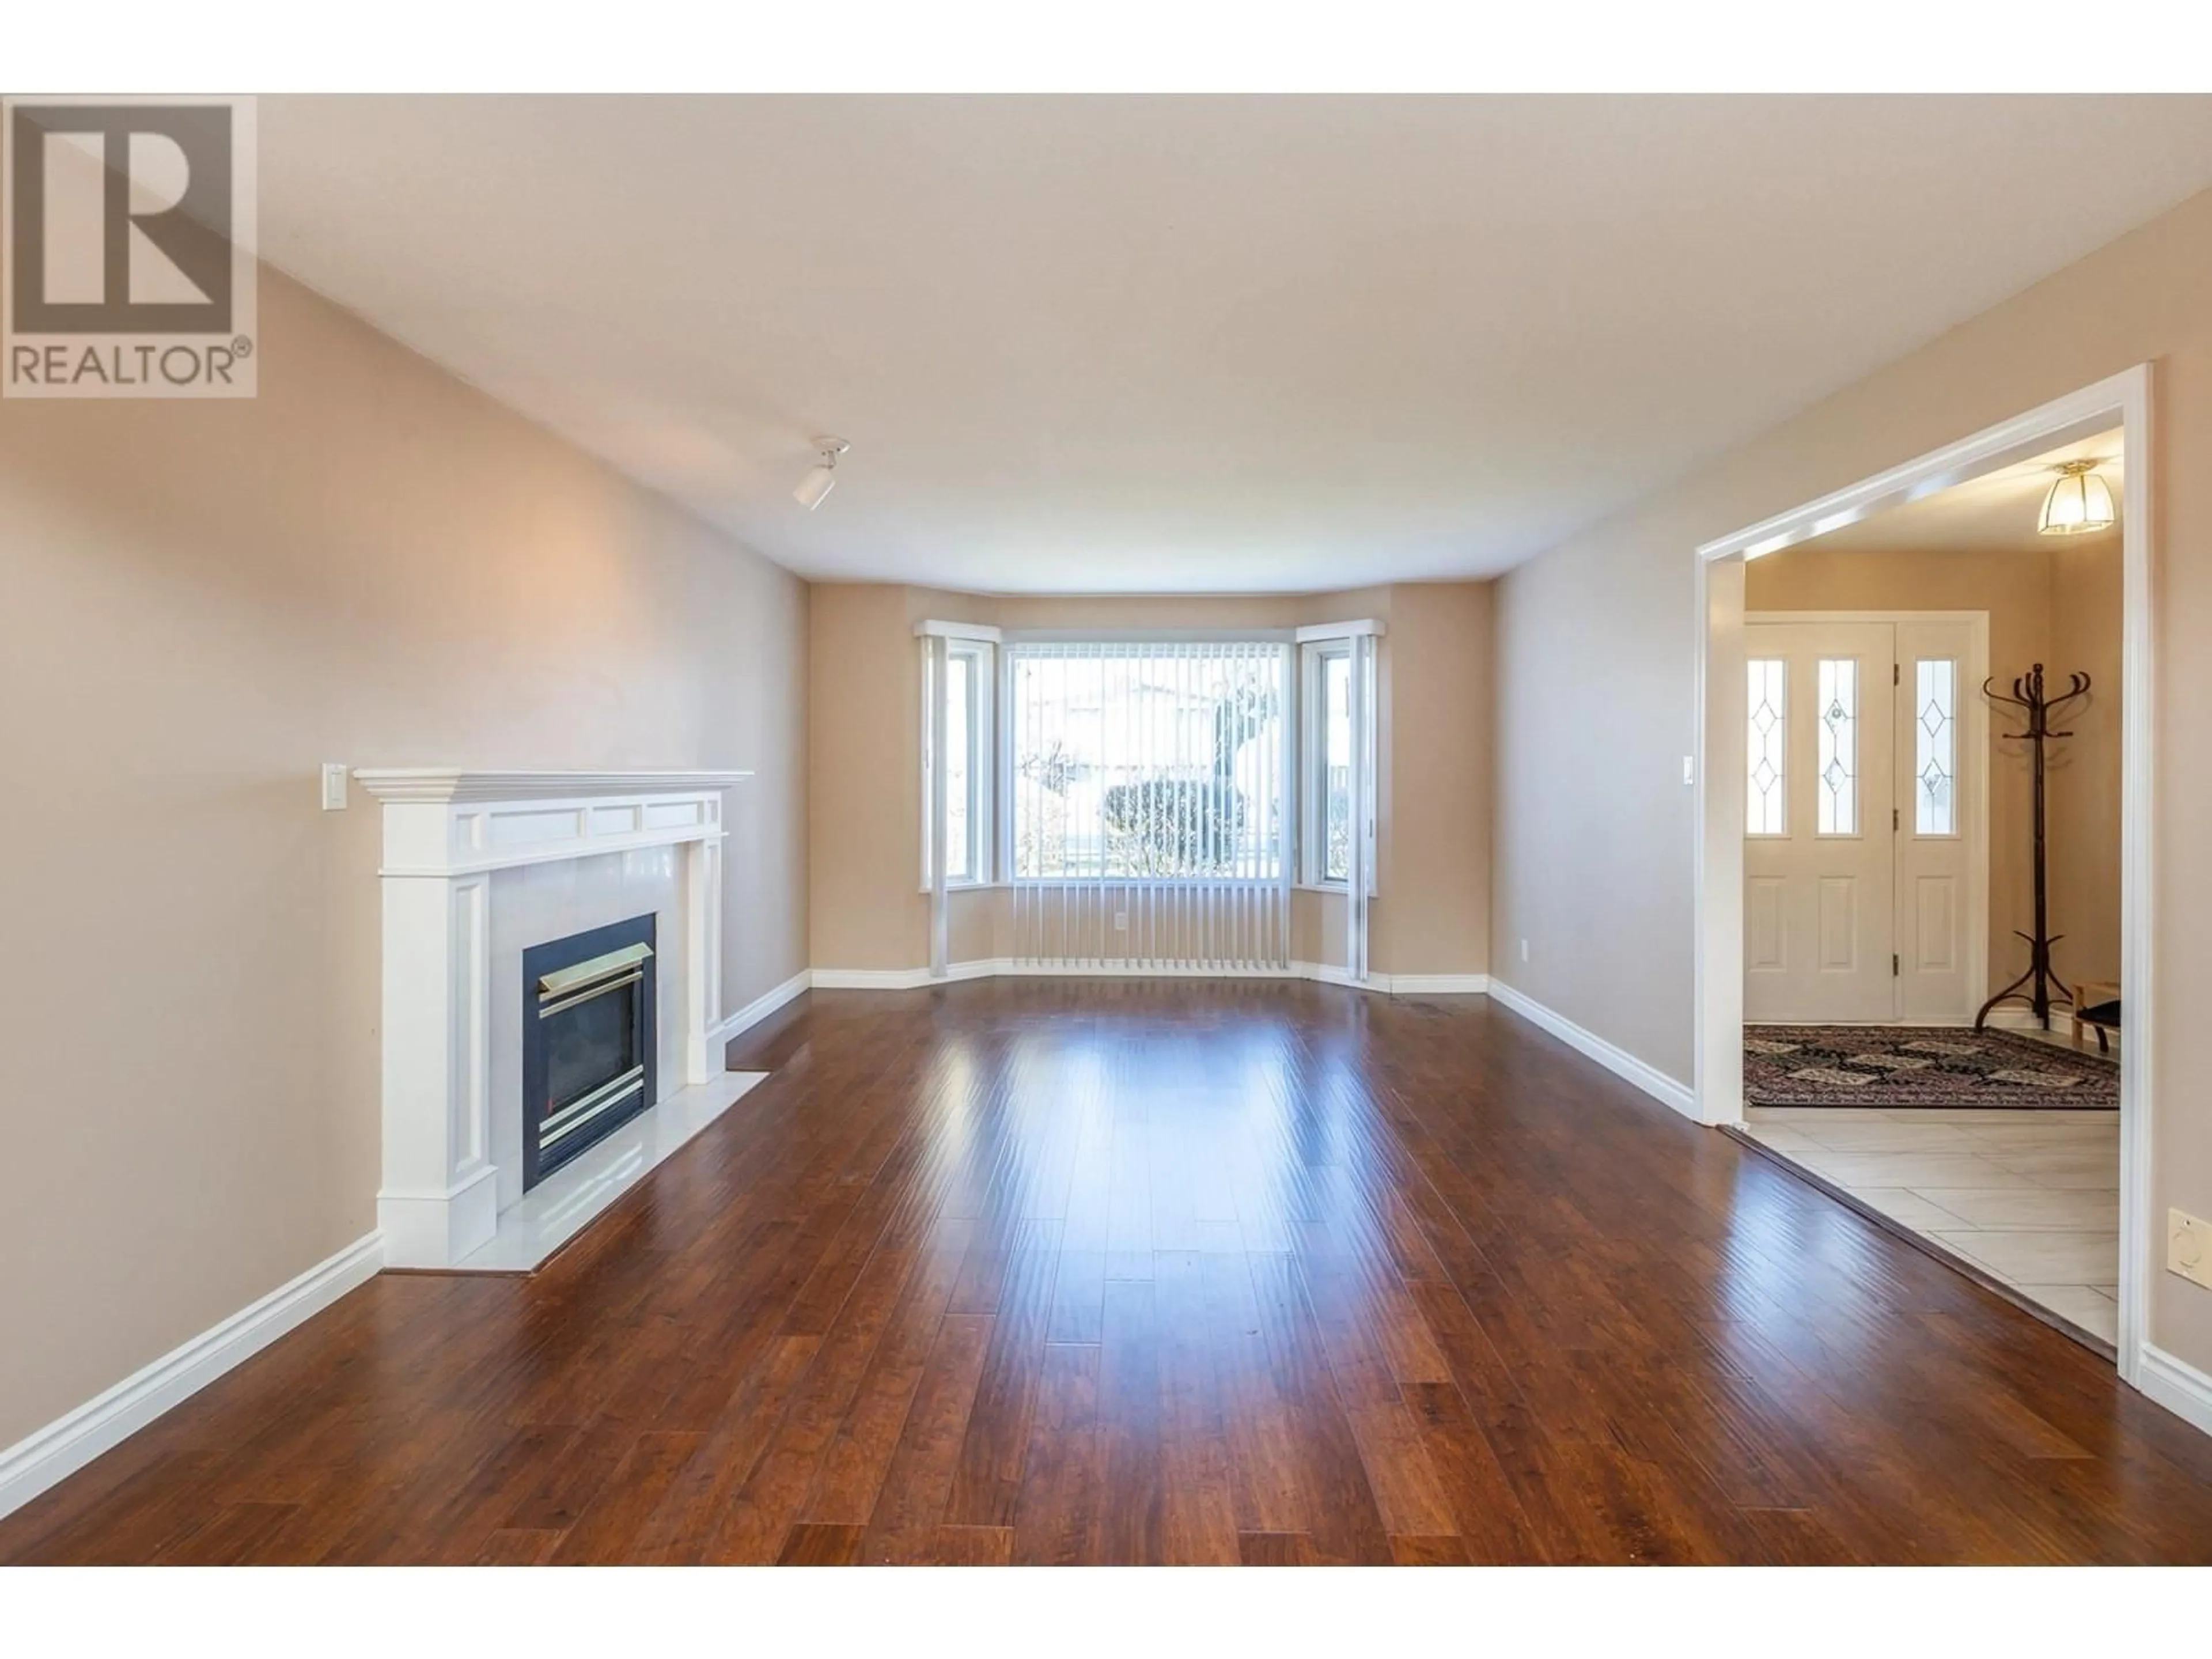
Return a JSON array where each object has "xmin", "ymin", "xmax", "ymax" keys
[{"xmin": 1744, "ymin": 620, "xmax": 1898, "ymax": 1022}]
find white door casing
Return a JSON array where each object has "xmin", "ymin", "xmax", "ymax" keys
[{"xmin": 1696, "ymin": 365, "xmax": 2153, "ymax": 1398}]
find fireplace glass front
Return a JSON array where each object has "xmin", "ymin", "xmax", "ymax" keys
[{"xmin": 521, "ymin": 915, "xmax": 657, "ymax": 1189}]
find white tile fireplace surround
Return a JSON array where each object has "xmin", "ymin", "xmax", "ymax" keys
[{"xmin": 354, "ymin": 770, "xmax": 761, "ymax": 1271}]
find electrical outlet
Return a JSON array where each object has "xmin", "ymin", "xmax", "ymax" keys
[
  {"xmin": 320, "ymin": 763, "xmax": 349, "ymax": 812},
  {"xmin": 2170, "ymin": 1209, "xmax": 2212, "ymax": 1291},
  {"xmin": 1519, "ymin": 938, "xmax": 1530, "ymax": 964},
  {"xmin": 1113, "ymin": 911, "xmax": 1128, "ymax": 931}
]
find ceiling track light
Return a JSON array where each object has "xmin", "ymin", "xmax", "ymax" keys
[
  {"xmin": 793, "ymin": 437, "xmax": 850, "ymax": 510},
  {"xmin": 2036, "ymin": 457, "xmax": 2115, "ymax": 537}
]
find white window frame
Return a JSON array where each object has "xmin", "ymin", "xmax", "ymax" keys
[
  {"xmin": 918, "ymin": 624, "xmax": 998, "ymax": 892},
  {"xmin": 919, "ymin": 619, "xmax": 1383, "ymax": 903},
  {"xmin": 1000, "ymin": 632, "xmax": 1293, "ymax": 887},
  {"xmin": 945, "ymin": 638, "xmax": 994, "ymax": 885},
  {"xmin": 1813, "ymin": 654, "xmax": 1862, "ymax": 839},
  {"xmin": 1298, "ymin": 637, "xmax": 1377, "ymax": 893},
  {"xmin": 1745, "ymin": 655, "xmax": 1788, "ymax": 839},
  {"xmin": 1911, "ymin": 655, "xmax": 1961, "ymax": 840}
]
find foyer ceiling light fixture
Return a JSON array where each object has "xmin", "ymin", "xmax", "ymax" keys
[
  {"xmin": 2036, "ymin": 459, "xmax": 2115, "ymax": 537},
  {"xmin": 793, "ymin": 437, "xmax": 850, "ymax": 510}
]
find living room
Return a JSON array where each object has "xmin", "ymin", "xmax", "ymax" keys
[{"xmin": 6, "ymin": 10, "xmax": 2212, "ymax": 1639}]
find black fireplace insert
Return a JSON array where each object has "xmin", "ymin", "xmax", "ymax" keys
[{"xmin": 521, "ymin": 914, "xmax": 657, "ymax": 1190}]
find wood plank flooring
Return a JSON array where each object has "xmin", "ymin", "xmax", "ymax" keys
[{"xmin": 6, "ymin": 979, "xmax": 2211, "ymax": 1565}]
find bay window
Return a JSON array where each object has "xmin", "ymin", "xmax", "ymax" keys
[{"xmin": 919, "ymin": 620, "xmax": 1382, "ymax": 977}]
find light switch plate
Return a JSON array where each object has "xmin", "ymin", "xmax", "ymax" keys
[
  {"xmin": 1682, "ymin": 756, "xmax": 1695, "ymax": 786},
  {"xmin": 320, "ymin": 763, "xmax": 349, "ymax": 812},
  {"xmin": 2170, "ymin": 1209, "xmax": 2212, "ymax": 1291}
]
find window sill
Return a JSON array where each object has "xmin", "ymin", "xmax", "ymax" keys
[
  {"xmin": 926, "ymin": 879, "xmax": 1318, "ymax": 892},
  {"xmin": 918, "ymin": 881, "xmax": 1382, "ymax": 899}
]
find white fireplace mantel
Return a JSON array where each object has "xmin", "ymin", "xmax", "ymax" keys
[
  {"xmin": 354, "ymin": 767, "xmax": 753, "ymax": 804},
  {"xmin": 355, "ymin": 768, "xmax": 751, "ymax": 1267}
]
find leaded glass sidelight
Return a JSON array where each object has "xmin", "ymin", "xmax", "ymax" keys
[
  {"xmin": 1816, "ymin": 658, "xmax": 1858, "ymax": 835},
  {"xmin": 1916, "ymin": 659, "xmax": 1957, "ymax": 835},
  {"xmin": 1747, "ymin": 658, "xmax": 1787, "ymax": 836}
]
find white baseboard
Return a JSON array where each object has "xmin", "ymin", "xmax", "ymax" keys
[
  {"xmin": 704, "ymin": 968, "xmax": 813, "ymax": 1048},
  {"xmin": 808, "ymin": 963, "xmax": 1005, "ymax": 990},
  {"xmin": 1485, "ymin": 979, "xmax": 1697, "ymax": 1119},
  {"xmin": 1747, "ymin": 1012, "xmax": 2071, "ymax": 1033},
  {"xmin": 1386, "ymin": 974, "xmax": 1493, "ymax": 995},
  {"xmin": 1981, "ymin": 1007, "xmax": 2066, "ymax": 1033},
  {"xmin": 807, "ymin": 966, "xmax": 933, "ymax": 990},
  {"xmin": 1309, "ymin": 966, "xmax": 1488, "ymax": 994},
  {"xmin": 0, "ymin": 1232, "xmax": 385, "ymax": 1523},
  {"xmin": 2136, "ymin": 1342, "xmax": 2212, "ymax": 1439},
  {"xmin": 993, "ymin": 959, "xmax": 1303, "ymax": 981},
  {"xmin": 806, "ymin": 960, "xmax": 1489, "ymax": 996}
]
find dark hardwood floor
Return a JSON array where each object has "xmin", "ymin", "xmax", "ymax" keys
[{"xmin": 7, "ymin": 979, "xmax": 2211, "ymax": 1565}]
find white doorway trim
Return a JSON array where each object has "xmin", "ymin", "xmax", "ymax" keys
[
  {"xmin": 1744, "ymin": 608, "xmax": 1992, "ymax": 1025},
  {"xmin": 1691, "ymin": 365, "xmax": 2153, "ymax": 1389}
]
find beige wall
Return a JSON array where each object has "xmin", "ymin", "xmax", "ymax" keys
[
  {"xmin": 1745, "ymin": 540, "xmax": 2123, "ymax": 996},
  {"xmin": 2049, "ymin": 538, "xmax": 2126, "ymax": 987},
  {"xmin": 1373, "ymin": 581, "xmax": 1494, "ymax": 976},
  {"xmin": 0, "ymin": 268, "xmax": 809, "ymax": 1449},
  {"xmin": 1492, "ymin": 186, "xmax": 2212, "ymax": 1368},
  {"xmin": 807, "ymin": 582, "xmax": 1493, "ymax": 979},
  {"xmin": 808, "ymin": 583, "xmax": 927, "ymax": 969}
]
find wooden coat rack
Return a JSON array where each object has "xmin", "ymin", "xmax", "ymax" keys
[{"xmin": 1974, "ymin": 661, "xmax": 2091, "ymax": 1031}]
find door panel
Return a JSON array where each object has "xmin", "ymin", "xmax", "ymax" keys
[
  {"xmin": 1747, "ymin": 877, "xmax": 1786, "ymax": 972},
  {"xmin": 1913, "ymin": 876, "xmax": 1958, "ymax": 974},
  {"xmin": 1817, "ymin": 877, "xmax": 1859, "ymax": 972},
  {"xmin": 1744, "ymin": 620, "xmax": 1897, "ymax": 1022}
]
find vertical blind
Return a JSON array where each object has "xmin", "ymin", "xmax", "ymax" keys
[{"xmin": 1008, "ymin": 639, "xmax": 1293, "ymax": 971}]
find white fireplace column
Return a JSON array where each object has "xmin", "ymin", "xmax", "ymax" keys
[
  {"xmin": 354, "ymin": 770, "xmax": 749, "ymax": 1268},
  {"xmin": 682, "ymin": 831, "xmax": 724, "ymax": 1088}
]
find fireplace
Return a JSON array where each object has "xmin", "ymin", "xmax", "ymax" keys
[
  {"xmin": 359, "ymin": 769, "xmax": 748, "ymax": 1267},
  {"xmin": 521, "ymin": 915, "xmax": 658, "ymax": 1190}
]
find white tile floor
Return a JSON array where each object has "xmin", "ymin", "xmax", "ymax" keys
[
  {"xmin": 1741, "ymin": 1021, "xmax": 2122, "ymax": 1343},
  {"xmin": 1740, "ymin": 1104, "xmax": 2119, "ymax": 1343}
]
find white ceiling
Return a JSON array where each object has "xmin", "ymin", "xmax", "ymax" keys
[
  {"xmin": 256, "ymin": 97, "xmax": 2212, "ymax": 594},
  {"xmin": 1797, "ymin": 427, "xmax": 2126, "ymax": 558}
]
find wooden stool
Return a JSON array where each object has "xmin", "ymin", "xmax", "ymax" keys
[{"xmin": 2073, "ymin": 980, "xmax": 2121, "ymax": 1052}]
